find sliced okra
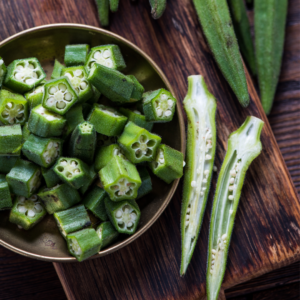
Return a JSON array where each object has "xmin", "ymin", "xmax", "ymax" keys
[
  {"xmin": 53, "ymin": 204, "xmax": 91, "ymax": 238},
  {"xmin": 42, "ymin": 167, "xmax": 60, "ymax": 188},
  {"xmin": 118, "ymin": 121, "xmax": 162, "ymax": 164},
  {"xmin": 24, "ymin": 84, "xmax": 44, "ymax": 110},
  {"xmin": 22, "ymin": 122, "xmax": 31, "ymax": 143},
  {"xmin": 0, "ymin": 174, "xmax": 13, "ymax": 210},
  {"xmin": 0, "ymin": 57, "xmax": 7, "ymax": 87},
  {"xmin": 127, "ymin": 75, "xmax": 145, "ymax": 102},
  {"xmin": 22, "ymin": 134, "xmax": 62, "ymax": 168},
  {"xmin": 96, "ymin": 221, "xmax": 119, "ymax": 248},
  {"xmin": 0, "ymin": 124, "xmax": 22, "ymax": 155},
  {"xmin": 0, "ymin": 156, "xmax": 18, "ymax": 174},
  {"xmin": 4, "ymin": 58, "xmax": 46, "ymax": 93},
  {"xmin": 38, "ymin": 183, "xmax": 81, "ymax": 214},
  {"xmin": 79, "ymin": 165, "xmax": 97, "ymax": 194},
  {"xmin": 28, "ymin": 105, "xmax": 67, "ymax": 137},
  {"xmin": 85, "ymin": 45, "xmax": 126, "ymax": 72},
  {"xmin": 105, "ymin": 197, "xmax": 140, "ymax": 234},
  {"xmin": 87, "ymin": 104, "xmax": 127, "ymax": 136},
  {"xmin": 64, "ymin": 44, "xmax": 90, "ymax": 67},
  {"xmin": 136, "ymin": 166, "xmax": 152, "ymax": 200},
  {"xmin": 86, "ymin": 86, "xmax": 101, "ymax": 104},
  {"xmin": 207, "ymin": 116, "xmax": 263, "ymax": 300},
  {"xmin": 9, "ymin": 195, "xmax": 46, "ymax": 230},
  {"xmin": 119, "ymin": 107, "xmax": 153, "ymax": 131},
  {"xmin": 51, "ymin": 59, "xmax": 65, "ymax": 79},
  {"xmin": 96, "ymin": 133, "xmax": 116, "ymax": 148},
  {"xmin": 0, "ymin": 89, "xmax": 28, "ymax": 125},
  {"xmin": 63, "ymin": 104, "xmax": 85, "ymax": 138},
  {"xmin": 66, "ymin": 228, "xmax": 101, "ymax": 262}
]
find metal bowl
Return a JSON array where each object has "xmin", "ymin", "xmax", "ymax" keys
[{"xmin": 0, "ymin": 24, "xmax": 185, "ymax": 262}]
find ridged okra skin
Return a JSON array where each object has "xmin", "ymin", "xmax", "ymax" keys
[
  {"xmin": 64, "ymin": 44, "xmax": 90, "ymax": 67},
  {"xmin": 105, "ymin": 197, "xmax": 141, "ymax": 234},
  {"xmin": 150, "ymin": 144, "xmax": 183, "ymax": 184},
  {"xmin": 95, "ymin": 0, "xmax": 109, "ymax": 27},
  {"xmin": 6, "ymin": 159, "xmax": 41, "ymax": 198},
  {"xmin": 54, "ymin": 204, "xmax": 91, "ymax": 238},
  {"xmin": 25, "ymin": 85, "xmax": 45, "ymax": 110},
  {"xmin": 22, "ymin": 122, "xmax": 31, "ymax": 143},
  {"xmin": 127, "ymin": 75, "xmax": 145, "ymax": 102},
  {"xmin": 0, "ymin": 89, "xmax": 28, "ymax": 125},
  {"xmin": 207, "ymin": 116, "xmax": 263, "ymax": 300},
  {"xmin": 0, "ymin": 156, "xmax": 18, "ymax": 174},
  {"xmin": 41, "ymin": 167, "xmax": 60, "ymax": 188},
  {"xmin": 136, "ymin": 166, "xmax": 152, "ymax": 200},
  {"xmin": 79, "ymin": 165, "xmax": 97, "ymax": 194},
  {"xmin": 96, "ymin": 221, "xmax": 119, "ymax": 248},
  {"xmin": 22, "ymin": 134, "xmax": 62, "ymax": 168},
  {"xmin": 0, "ymin": 57, "xmax": 7, "ymax": 87},
  {"xmin": 0, "ymin": 174, "xmax": 13, "ymax": 210},
  {"xmin": 38, "ymin": 183, "xmax": 81, "ymax": 214},
  {"xmin": 4, "ymin": 57, "xmax": 46, "ymax": 93},
  {"xmin": 254, "ymin": 0, "xmax": 288, "ymax": 115},
  {"xmin": 85, "ymin": 45, "xmax": 126, "ymax": 72},
  {"xmin": 142, "ymin": 89, "xmax": 177, "ymax": 123},
  {"xmin": 9, "ymin": 195, "xmax": 46, "ymax": 230},
  {"xmin": 51, "ymin": 59, "xmax": 65, "ymax": 79},
  {"xmin": 118, "ymin": 121, "xmax": 161, "ymax": 164},
  {"xmin": 149, "ymin": 0, "xmax": 167, "ymax": 19},
  {"xmin": 83, "ymin": 186, "xmax": 108, "ymax": 221},
  {"xmin": 28, "ymin": 105, "xmax": 67, "ymax": 138},
  {"xmin": 63, "ymin": 104, "xmax": 85, "ymax": 138},
  {"xmin": 0, "ymin": 124, "xmax": 22, "ymax": 155},
  {"xmin": 66, "ymin": 228, "xmax": 102, "ymax": 262},
  {"xmin": 87, "ymin": 104, "xmax": 127, "ymax": 136},
  {"xmin": 86, "ymin": 86, "xmax": 101, "ymax": 105},
  {"xmin": 180, "ymin": 75, "xmax": 217, "ymax": 276},
  {"xmin": 192, "ymin": 0, "xmax": 249, "ymax": 107},
  {"xmin": 99, "ymin": 156, "xmax": 141, "ymax": 201}
]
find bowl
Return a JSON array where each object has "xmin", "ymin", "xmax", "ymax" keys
[{"xmin": 0, "ymin": 24, "xmax": 185, "ymax": 262}]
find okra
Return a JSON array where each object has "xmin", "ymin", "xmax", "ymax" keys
[
  {"xmin": 95, "ymin": 0, "xmax": 109, "ymax": 27},
  {"xmin": 99, "ymin": 156, "xmax": 141, "ymax": 201},
  {"xmin": 149, "ymin": 144, "xmax": 183, "ymax": 184},
  {"xmin": 64, "ymin": 44, "xmax": 90, "ymax": 67},
  {"xmin": 28, "ymin": 105, "xmax": 67, "ymax": 138},
  {"xmin": 64, "ymin": 104, "xmax": 85, "ymax": 138},
  {"xmin": 9, "ymin": 195, "xmax": 46, "ymax": 230},
  {"xmin": 38, "ymin": 183, "xmax": 81, "ymax": 214},
  {"xmin": 86, "ymin": 86, "xmax": 101, "ymax": 104},
  {"xmin": 207, "ymin": 116, "xmax": 263, "ymax": 300},
  {"xmin": 22, "ymin": 122, "xmax": 31, "ymax": 143},
  {"xmin": 118, "ymin": 121, "xmax": 161, "ymax": 163},
  {"xmin": 0, "ymin": 57, "xmax": 7, "ymax": 87},
  {"xmin": 180, "ymin": 75, "xmax": 217, "ymax": 276},
  {"xmin": 192, "ymin": 0, "xmax": 249, "ymax": 107},
  {"xmin": 0, "ymin": 124, "xmax": 22, "ymax": 156},
  {"xmin": 0, "ymin": 174, "xmax": 13, "ymax": 210},
  {"xmin": 96, "ymin": 133, "xmax": 116, "ymax": 148},
  {"xmin": 254, "ymin": 0, "xmax": 288, "ymax": 115},
  {"xmin": 149, "ymin": 0, "xmax": 167, "ymax": 19},
  {"xmin": 24, "ymin": 85, "xmax": 44, "ymax": 110},
  {"xmin": 87, "ymin": 104, "xmax": 127, "ymax": 136},
  {"xmin": 85, "ymin": 45, "xmax": 126, "ymax": 72},
  {"xmin": 41, "ymin": 167, "xmax": 60, "ymax": 188},
  {"xmin": 22, "ymin": 134, "xmax": 62, "ymax": 168},
  {"xmin": 83, "ymin": 186, "xmax": 108, "ymax": 221},
  {"xmin": 51, "ymin": 59, "xmax": 65, "ymax": 79},
  {"xmin": 54, "ymin": 204, "xmax": 91, "ymax": 238},
  {"xmin": 0, "ymin": 156, "xmax": 18, "ymax": 174},
  {"xmin": 66, "ymin": 228, "xmax": 101, "ymax": 261},
  {"xmin": 127, "ymin": 75, "xmax": 145, "ymax": 102},
  {"xmin": 6, "ymin": 159, "xmax": 41, "ymax": 197},
  {"xmin": 105, "ymin": 197, "xmax": 141, "ymax": 234},
  {"xmin": 109, "ymin": 0, "xmax": 119, "ymax": 12},
  {"xmin": 96, "ymin": 221, "xmax": 119, "ymax": 248},
  {"xmin": 0, "ymin": 89, "xmax": 28, "ymax": 125},
  {"xmin": 142, "ymin": 89, "xmax": 176, "ymax": 123},
  {"xmin": 119, "ymin": 107, "xmax": 153, "ymax": 131},
  {"xmin": 136, "ymin": 166, "xmax": 152, "ymax": 200},
  {"xmin": 79, "ymin": 164, "xmax": 97, "ymax": 194}
]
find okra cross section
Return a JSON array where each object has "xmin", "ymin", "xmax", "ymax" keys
[
  {"xmin": 0, "ymin": 124, "xmax": 22, "ymax": 155},
  {"xmin": 0, "ymin": 174, "xmax": 13, "ymax": 211},
  {"xmin": 96, "ymin": 221, "xmax": 119, "ymax": 249},
  {"xmin": 207, "ymin": 116, "xmax": 263, "ymax": 300}
]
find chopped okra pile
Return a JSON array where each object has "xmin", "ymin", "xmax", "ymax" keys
[{"xmin": 0, "ymin": 43, "xmax": 184, "ymax": 262}]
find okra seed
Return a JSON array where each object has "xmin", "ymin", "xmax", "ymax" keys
[
  {"xmin": 94, "ymin": 51, "xmax": 102, "ymax": 59},
  {"xmin": 56, "ymin": 101, "xmax": 66, "ymax": 109},
  {"xmin": 204, "ymin": 170, "xmax": 209, "ymax": 175},
  {"xmin": 58, "ymin": 83, "xmax": 67, "ymax": 92},
  {"xmin": 213, "ymin": 166, "xmax": 217, "ymax": 172},
  {"xmin": 63, "ymin": 92, "xmax": 72, "ymax": 101},
  {"xmin": 203, "ymin": 178, "xmax": 207, "ymax": 183},
  {"xmin": 64, "ymin": 73, "xmax": 72, "ymax": 80},
  {"xmin": 230, "ymin": 170, "xmax": 236, "ymax": 177},
  {"xmin": 74, "ymin": 169, "xmax": 80, "ymax": 174},
  {"xmin": 229, "ymin": 209, "xmax": 233, "ymax": 214},
  {"xmin": 103, "ymin": 50, "xmax": 111, "ymax": 58},
  {"xmin": 6, "ymin": 102, "xmax": 13, "ymax": 109},
  {"xmin": 228, "ymin": 185, "xmax": 235, "ymax": 191},
  {"xmin": 205, "ymin": 154, "xmax": 212, "ymax": 160},
  {"xmin": 80, "ymin": 81, "xmax": 87, "ymax": 90},
  {"xmin": 27, "ymin": 209, "xmax": 35, "ymax": 218},
  {"xmin": 228, "ymin": 195, "xmax": 234, "ymax": 200},
  {"xmin": 167, "ymin": 99, "xmax": 173, "ymax": 107},
  {"xmin": 16, "ymin": 65, "xmax": 24, "ymax": 71},
  {"xmin": 60, "ymin": 160, "xmax": 67, "ymax": 166},
  {"xmin": 28, "ymin": 64, "xmax": 34, "ymax": 69},
  {"xmin": 66, "ymin": 172, "xmax": 72, "ymax": 178},
  {"xmin": 160, "ymin": 94, "xmax": 168, "ymax": 100},
  {"xmin": 49, "ymin": 87, "xmax": 57, "ymax": 94},
  {"xmin": 191, "ymin": 181, "xmax": 197, "ymax": 188},
  {"xmin": 18, "ymin": 205, "xmax": 26, "ymax": 213},
  {"xmin": 183, "ymin": 161, "xmax": 186, "ymax": 167},
  {"xmin": 164, "ymin": 110, "xmax": 172, "ymax": 117},
  {"xmin": 222, "ymin": 234, "xmax": 227, "ymax": 240},
  {"xmin": 229, "ymin": 178, "xmax": 235, "ymax": 184},
  {"xmin": 156, "ymin": 108, "xmax": 163, "ymax": 117},
  {"xmin": 115, "ymin": 210, "xmax": 122, "ymax": 218},
  {"xmin": 74, "ymin": 69, "xmax": 82, "ymax": 77}
]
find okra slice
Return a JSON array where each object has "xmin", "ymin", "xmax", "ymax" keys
[
  {"xmin": 119, "ymin": 107, "xmax": 153, "ymax": 131},
  {"xmin": 63, "ymin": 104, "xmax": 85, "ymax": 138},
  {"xmin": 207, "ymin": 116, "xmax": 263, "ymax": 300},
  {"xmin": 66, "ymin": 228, "xmax": 101, "ymax": 262},
  {"xmin": 0, "ymin": 89, "xmax": 28, "ymax": 125},
  {"xmin": 53, "ymin": 157, "xmax": 90, "ymax": 189},
  {"xmin": 53, "ymin": 204, "xmax": 91, "ymax": 238},
  {"xmin": 142, "ymin": 89, "xmax": 177, "ymax": 123},
  {"xmin": 42, "ymin": 167, "xmax": 60, "ymax": 188},
  {"xmin": 86, "ymin": 86, "xmax": 101, "ymax": 104},
  {"xmin": 0, "ymin": 124, "xmax": 22, "ymax": 156},
  {"xmin": 127, "ymin": 75, "xmax": 145, "ymax": 102},
  {"xmin": 0, "ymin": 57, "xmax": 7, "ymax": 87},
  {"xmin": 0, "ymin": 156, "xmax": 18, "ymax": 174},
  {"xmin": 28, "ymin": 105, "xmax": 67, "ymax": 137},
  {"xmin": 180, "ymin": 75, "xmax": 217, "ymax": 276},
  {"xmin": 62, "ymin": 66, "xmax": 94, "ymax": 104},
  {"xmin": 79, "ymin": 165, "xmax": 97, "ymax": 195},
  {"xmin": 87, "ymin": 104, "xmax": 127, "ymax": 136},
  {"xmin": 96, "ymin": 221, "xmax": 119, "ymax": 248},
  {"xmin": 65, "ymin": 44, "xmax": 90, "ymax": 67},
  {"xmin": 83, "ymin": 186, "xmax": 108, "ymax": 221},
  {"xmin": 0, "ymin": 174, "xmax": 13, "ymax": 210},
  {"xmin": 4, "ymin": 58, "xmax": 46, "ymax": 93},
  {"xmin": 24, "ymin": 84, "xmax": 44, "ymax": 110},
  {"xmin": 22, "ymin": 134, "xmax": 62, "ymax": 168},
  {"xmin": 118, "ymin": 121, "xmax": 162, "ymax": 164},
  {"xmin": 9, "ymin": 195, "xmax": 46, "ymax": 230},
  {"xmin": 85, "ymin": 45, "xmax": 126, "ymax": 72},
  {"xmin": 136, "ymin": 166, "xmax": 152, "ymax": 200},
  {"xmin": 99, "ymin": 156, "xmax": 141, "ymax": 201},
  {"xmin": 105, "ymin": 197, "xmax": 141, "ymax": 234},
  {"xmin": 51, "ymin": 59, "xmax": 65, "ymax": 79},
  {"xmin": 38, "ymin": 183, "xmax": 81, "ymax": 214},
  {"xmin": 22, "ymin": 122, "xmax": 31, "ymax": 143}
]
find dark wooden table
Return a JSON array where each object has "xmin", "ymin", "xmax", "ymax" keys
[{"xmin": 0, "ymin": 1, "xmax": 299, "ymax": 300}]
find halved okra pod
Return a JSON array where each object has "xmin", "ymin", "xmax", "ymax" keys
[
  {"xmin": 25, "ymin": 84, "xmax": 45, "ymax": 110},
  {"xmin": 51, "ymin": 59, "xmax": 65, "ymax": 79},
  {"xmin": 79, "ymin": 165, "xmax": 97, "ymax": 194},
  {"xmin": 0, "ymin": 174, "xmax": 13, "ymax": 210},
  {"xmin": 96, "ymin": 221, "xmax": 119, "ymax": 248},
  {"xmin": 4, "ymin": 58, "xmax": 46, "ymax": 93},
  {"xmin": 180, "ymin": 75, "xmax": 217, "ymax": 276},
  {"xmin": 0, "ymin": 57, "xmax": 7, "ymax": 87},
  {"xmin": 64, "ymin": 44, "xmax": 90, "ymax": 67},
  {"xmin": 207, "ymin": 116, "xmax": 263, "ymax": 300},
  {"xmin": 136, "ymin": 166, "xmax": 153, "ymax": 200},
  {"xmin": 9, "ymin": 195, "xmax": 46, "ymax": 230},
  {"xmin": 0, "ymin": 124, "xmax": 22, "ymax": 155},
  {"xmin": 42, "ymin": 167, "xmax": 60, "ymax": 188},
  {"xmin": 118, "ymin": 121, "xmax": 162, "ymax": 163},
  {"xmin": 0, "ymin": 156, "xmax": 19, "ymax": 174},
  {"xmin": 53, "ymin": 204, "xmax": 91, "ymax": 238},
  {"xmin": 6, "ymin": 159, "xmax": 41, "ymax": 197},
  {"xmin": 119, "ymin": 107, "xmax": 153, "ymax": 131},
  {"xmin": 149, "ymin": 0, "xmax": 167, "ymax": 19},
  {"xmin": 99, "ymin": 156, "xmax": 141, "ymax": 201}
]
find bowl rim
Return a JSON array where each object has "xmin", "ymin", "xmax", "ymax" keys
[{"xmin": 0, "ymin": 23, "xmax": 186, "ymax": 262}]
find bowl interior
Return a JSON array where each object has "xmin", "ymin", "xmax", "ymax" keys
[{"xmin": 0, "ymin": 25, "xmax": 184, "ymax": 261}]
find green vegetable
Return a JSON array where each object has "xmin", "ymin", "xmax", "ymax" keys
[
  {"xmin": 51, "ymin": 59, "xmax": 64, "ymax": 79},
  {"xmin": 0, "ymin": 124, "xmax": 22, "ymax": 155},
  {"xmin": 127, "ymin": 75, "xmax": 145, "ymax": 102},
  {"xmin": 41, "ymin": 167, "xmax": 60, "ymax": 188},
  {"xmin": 109, "ymin": 0, "xmax": 119, "ymax": 12},
  {"xmin": 96, "ymin": 221, "xmax": 119, "ymax": 248},
  {"xmin": 22, "ymin": 122, "xmax": 31, "ymax": 143},
  {"xmin": 96, "ymin": 133, "xmax": 116, "ymax": 148},
  {"xmin": 95, "ymin": 0, "xmax": 109, "ymax": 27},
  {"xmin": 136, "ymin": 166, "xmax": 152, "ymax": 200},
  {"xmin": 0, "ymin": 174, "xmax": 13, "ymax": 210},
  {"xmin": 149, "ymin": 0, "xmax": 167, "ymax": 19},
  {"xmin": 63, "ymin": 104, "xmax": 85, "ymax": 138},
  {"xmin": 0, "ymin": 57, "xmax": 7, "ymax": 88},
  {"xmin": 25, "ymin": 85, "xmax": 45, "ymax": 110},
  {"xmin": 0, "ymin": 156, "xmax": 18, "ymax": 174},
  {"xmin": 79, "ymin": 165, "xmax": 97, "ymax": 195},
  {"xmin": 64, "ymin": 44, "xmax": 90, "ymax": 67}
]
